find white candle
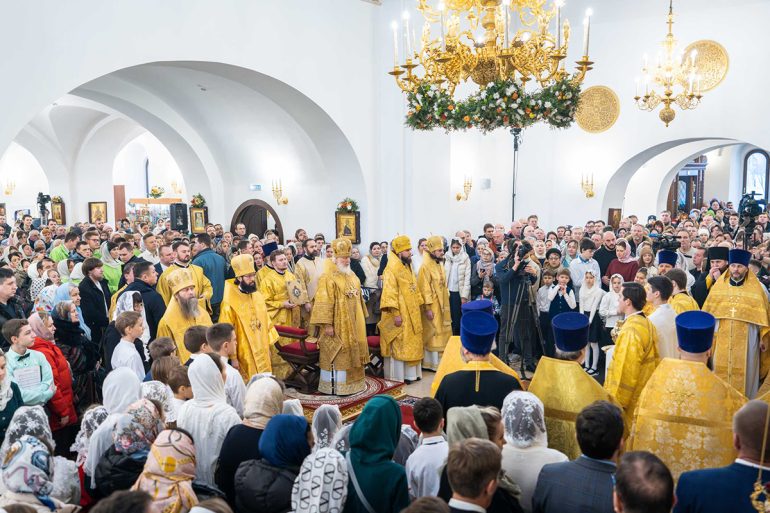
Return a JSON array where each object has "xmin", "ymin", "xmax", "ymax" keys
[
  {"xmin": 556, "ymin": 0, "xmax": 563, "ymax": 48},
  {"xmin": 403, "ymin": 11, "xmax": 412, "ymax": 57},
  {"xmin": 635, "ymin": 77, "xmax": 640, "ymax": 97},
  {"xmin": 582, "ymin": 8, "xmax": 592, "ymax": 56},
  {"xmin": 688, "ymin": 74, "xmax": 694, "ymax": 94},
  {"xmin": 690, "ymin": 49, "xmax": 697, "ymax": 68},
  {"xmin": 504, "ymin": 2, "xmax": 510, "ymax": 48},
  {"xmin": 643, "ymin": 53, "xmax": 649, "ymax": 71},
  {"xmin": 438, "ymin": 2, "xmax": 446, "ymax": 51},
  {"xmin": 391, "ymin": 21, "xmax": 399, "ymax": 65}
]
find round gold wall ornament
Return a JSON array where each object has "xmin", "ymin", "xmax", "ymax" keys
[
  {"xmin": 683, "ymin": 39, "xmax": 729, "ymax": 92},
  {"xmin": 575, "ymin": 85, "xmax": 620, "ymax": 133}
]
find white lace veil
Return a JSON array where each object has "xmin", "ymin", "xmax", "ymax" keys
[
  {"xmin": 501, "ymin": 391, "xmax": 548, "ymax": 449},
  {"xmin": 311, "ymin": 404, "xmax": 342, "ymax": 451}
]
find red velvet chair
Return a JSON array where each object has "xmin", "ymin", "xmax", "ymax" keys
[
  {"xmin": 366, "ymin": 335, "xmax": 383, "ymax": 377},
  {"xmin": 274, "ymin": 325, "xmax": 320, "ymax": 393}
]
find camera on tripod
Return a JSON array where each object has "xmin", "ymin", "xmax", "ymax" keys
[
  {"xmin": 738, "ymin": 192, "xmax": 765, "ymax": 224},
  {"xmin": 37, "ymin": 193, "xmax": 51, "ymax": 208},
  {"xmin": 652, "ymin": 233, "xmax": 680, "ymax": 252}
]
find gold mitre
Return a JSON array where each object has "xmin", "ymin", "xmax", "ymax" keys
[
  {"xmin": 231, "ymin": 254, "xmax": 256, "ymax": 278},
  {"xmin": 168, "ymin": 268, "xmax": 195, "ymax": 296},
  {"xmin": 332, "ymin": 238, "xmax": 352, "ymax": 258},
  {"xmin": 426, "ymin": 235, "xmax": 444, "ymax": 253},
  {"xmin": 391, "ymin": 235, "xmax": 411, "ymax": 254}
]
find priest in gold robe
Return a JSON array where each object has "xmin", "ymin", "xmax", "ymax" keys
[
  {"xmin": 309, "ymin": 239, "xmax": 369, "ymax": 395},
  {"xmin": 294, "ymin": 239, "xmax": 323, "ymax": 329},
  {"xmin": 703, "ymin": 249, "xmax": 770, "ymax": 398},
  {"xmin": 219, "ymin": 253, "xmax": 278, "ymax": 382},
  {"xmin": 260, "ymin": 247, "xmax": 301, "ymax": 378},
  {"xmin": 417, "ymin": 235, "xmax": 452, "ymax": 371},
  {"xmin": 629, "ymin": 310, "xmax": 746, "ymax": 480},
  {"xmin": 605, "ymin": 282, "xmax": 660, "ymax": 418},
  {"xmin": 156, "ymin": 241, "xmax": 213, "ymax": 312},
  {"xmin": 379, "ymin": 235, "xmax": 425, "ymax": 383},
  {"xmin": 529, "ymin": 311, "xmax": 616, "ymax": 460},
  {"xmin": 156, "ymin": 267, "xmax": 213, "ymax": 363}
]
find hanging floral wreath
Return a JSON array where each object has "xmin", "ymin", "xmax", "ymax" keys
[{"xmin": 405, "ymin": 78, "xmax": 581, "ymax": 132}]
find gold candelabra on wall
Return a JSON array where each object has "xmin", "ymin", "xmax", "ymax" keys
[
  {"xmin": 456, "ymin": 176, "xmax": 472, "ymax": 201},
  {"xmin": 3, "ymin": 180, "xmax": 15, "ymax": 196},
  {"xmin": 170, "ymin": 180, "xmax": 183, "ymax": 195},
  {"xmin": 581, "ymin": 174, "xmax": 594, "ymax": 198},
  {"xmin": 272, "ymin": 179, "xmax": 288, "ymax": 205}
]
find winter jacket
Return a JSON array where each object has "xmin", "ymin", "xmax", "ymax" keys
[
  {"xmin": 193, "ymin": 248, "xmax": 227, "ymax": 306},
  {"xmin": 94, "ymin": 446, "xmax": 147, "ymax": 499},
  {"xmin": 0, "ymin": 296, "xmax": 27, "ymax": 350},
  {"xmin": 0, "ymin": 382, "xmax": 23, "ymax": 441},
  {"xmin": 30, "ymin": 337, "xmax": 77, "ymax": 430},
  {"xmin": 234, "ymin": 459, "xmax": 298, "ymax": 513},
  {"xmin": 444, "ymin": 252, "xmax": 472, "ymax": 300},
  {"xmin": 119, "ymin": 279, "xmax": 166, "ymax": 339},
  {"xmin": 78, "ymin": 278, "xmax": 112, "ymax": 343}
]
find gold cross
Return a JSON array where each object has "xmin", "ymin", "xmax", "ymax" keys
[
  {"xmin": 249, "ymin": 316, "xmax": 257, "ymax": 331},
  {"xmin": 729, "ymin": 306, "xmax": 738, "ymax": 317}
]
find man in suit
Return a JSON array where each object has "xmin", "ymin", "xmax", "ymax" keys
[
  {"xmin": 532, "ymin": 400, "xmax": 623, "ymax": 513},
  {"xmin": 119, "ymin": 261, "xmax": 165, "ymax": 339},
  {"xmin": 674, "ymin": 400, "xmax": 770, "ymax": 513},
  {"xmin": 78, "ymin": 257, "xmax": 112, "ymax": 346},
  {"xmin": 614, "ymin": 452, "xmax": 674, "ymax": 513},
  {"xmin": 446, "ymin": 438, "xmax": 501, "ymax": 513}
]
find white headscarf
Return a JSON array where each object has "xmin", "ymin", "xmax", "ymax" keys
[
  {"xmin": 243, "ymin": 377, "xmax": 284, "ymax": 430},
  {"xmin": 311, "ymin": 404, "xmax": 343, "ymax": 451},
  {"xmin": 282, "ymin": 398, "xmax": 304, "ymax": 417},
  {"xmin": 85, "ymin": 368, "xmax": 142, "ymax": 482},
  {"xmin": 291, "ymin": 447, "xmax": 348, "ymax": 513},
  {"xmin": 0, "ymin": 349, "xmax": 13, "ymax": 410},
  {"xmin": 501, "ymin": 391, "xmax": 548, "ymax": 449},
  {"xmin": 70, "ymin": 405, "xmax": 109, "ymax": 467},
  {"xmin": 578, "ymin": 271, "xmax": 604, "ymax": 322},
  {"xmin": 57, "ymin": 259, "xmax": 71, "ymax": 283},
  {"xmin": 69, "ymin": 262, "xmax": 85, "ymax": 284}
]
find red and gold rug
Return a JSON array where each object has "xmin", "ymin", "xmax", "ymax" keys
[{"xmin": 287, "ymin": 376, "xmax": 405, "ymax": 422}]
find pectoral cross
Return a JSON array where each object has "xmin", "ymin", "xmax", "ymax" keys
[
  {"xmin": 729, "ymin": 306, "xmax": 738, "ymax": 317},
  {"xmin": 250, "ymin": 316, "xmax": 258, "ymax": 332}
]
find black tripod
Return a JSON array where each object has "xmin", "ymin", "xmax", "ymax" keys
[{"xmin": 502, "ymin": 261, "xmax": 546, "ymax": 376}]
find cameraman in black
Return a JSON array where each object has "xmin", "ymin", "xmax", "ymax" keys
[{"xmin": 495, "ymin": 239, "xmax": 540, "ymax": 375}]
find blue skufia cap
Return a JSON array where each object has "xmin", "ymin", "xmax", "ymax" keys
[
  {"xmin": 262, "ymin": 241, "xmax": 279, "ymax": 257},
  {"xmin": 551, "ymin": 312, "xmax": 589, "ymax": 352},
  {"xmin": 460, "ymin": 310, "xmax": 498, "ymax": 355},
  {"xmin": 657, "ymin": 250, "xmax": 678, "ymax": 266},
  {"xmin": 675, "ymin": 310, "xmax": 715, "ymax": 354},
  {"xmin": 461, "ymin": 299, "xmax": 495, "ymax": 315},
  {"xmin": 728, "ymin": 249, "xmax": 751, "ymax": 267}
]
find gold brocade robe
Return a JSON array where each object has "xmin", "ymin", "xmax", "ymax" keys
[
  {"xmin": 669, "ymin": 292, "xmax": 699, "ymax": 314},
  {"xmin": 629, "ymin": 358, "xmax": 746, "ymax": 480},
  {"xmin": 156, "ymin": 264, "xmax": 214, "ymax": 312},
  {"xmin": 219, "ymin": 281, "xmax": 278, "ymax": 382},
  {"xmin": 605, "ymin": 313, "xmax": 660, "ymax": 418},
  {"xmin": 430, "ymin": 336, "xmax": 522, "ymax": 396},
  {"xmin": 529, "ymin": 357, "xmax": 616, "ymax": 460},
  {"xmin": 295, "ymin": 257, "xmax": 323, "ymax": 328},
  {"xmin": 378, "ymin": 253, "xmax": 425, "ymax": 364},
  {"xmin": 260, "ymin": 267, "xmax": 300, "ymax": 378},
  {"xmin": 702, "ymin": 272, "xmax": 770, "ymax": 396},
  {"xmin": 108, "ymin": 284, "xmax": 127, "ymax": 320},
  {"xmin": 417, "ymin": 257, "xmax": 452, "ymax": 361},
  {"xmin": 310, "ymin": 268, "xmax": 369, "ymax": 395},
  {"xmin": 156, "ymin": 298, "xmax": 213, "ymax": 363}
]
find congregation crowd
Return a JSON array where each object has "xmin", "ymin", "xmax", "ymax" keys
[{"xmin": 0, "ymin": 197, "xmax": 766, "ymax": 512}]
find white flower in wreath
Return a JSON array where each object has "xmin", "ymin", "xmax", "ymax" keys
[
  {"xmin": 544, "ymin": 101, "xmax": 552, "ymax": 108},
  {"xmin": 565, "ymin": 92, "xmax": 572, "ymax": 99},
  {"xmin": 506, "ymin": 87, "xmax": 515, "ymax": 96},
  {"xmin": 518, "ymin": 108, "xmax": 524, "ymax": 115},
  {"xmin": 493, "ymin": 93, "xmax": 500, "ymax": 99}
]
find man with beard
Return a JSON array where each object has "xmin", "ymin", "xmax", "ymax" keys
[
  {"xmin": 703, "ymin": 249, "xmax": 770, "ymax": 398},
  {"xmin": 594, "ymin": 231, "xmax": 617, "ymax": 291},
  {"xmin": 417, "ymin": 236, "xmax": 452, "ymax": 371},
  {"xmin": 220, "ymin": 253, "xmax": 277, "ymax": 381},
  {"xmin": 156, "ymin": 241, "xmax": 213, "ymax": 313},
  {"xmin": 309, "ymin": 239, "xmax": 369, "ymax": 395},
  {"xmin": 294, "ymin": 238, "xmax": 323, "ymax": 329},
  {"xmin": 157, "ymin": 268, "xmax": 213, "ymax": 363},
  {"xmin": 379, "ymin": 235, "xmax": 425, "ymax": 383},
  {"xmin": 260, "ymin": 247, "xmax": 301, "ymax": 379},
  {"xmin": 691, "ymin": 246, "xmax": 729, "ymax": 307}
]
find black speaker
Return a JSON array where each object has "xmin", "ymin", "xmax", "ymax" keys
[{"xmin": 169, "ymin": 203, "xmax": 188, "ymax": 232}]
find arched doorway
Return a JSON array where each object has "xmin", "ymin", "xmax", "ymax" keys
[{"xmin": 230, "ymin": 199, "xmax": 284, "ymax": 242}]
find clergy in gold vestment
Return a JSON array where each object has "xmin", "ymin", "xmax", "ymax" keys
[
  {"xmin": 219, "ymin": 254, "xmax": 278, "ymax": 382},
  {"xmin": 156, "ymin": 242, "xmax": 213, "ymax": 312},
  {"xmin": 378, "ymin": 235, "xmax": 425, "ymax": 383},
  {"xmin": 702, "ymin": 249, "xmax": 770, "ymax": 398},
  {"xmin": 156, "ymin": 268, "xmax": 213, "ymax": 363},
  {"xmin": 310, "ymin": 239, "xmax": 369, "ymax": 395},
  {"xmin": 260, "ymin": 248, "xmax": 301, "ymax": 379},
  {"xmin": 605, "ymin": 282, "xmax": 660, "ymax": 419},
  {"xmin": 294, "ymin": 239, "xmax": 323, "ymax": 329},
  {"xmin": 629, "ymin": 311, "xmax": 746, "ymax": 480},
  {"xmin": 529, "ymin": 311, "xmax": 616, "ymax": 460},
  {"xmin": 418, "ymin": 236, "xmax": 452, "ymax": 371}
]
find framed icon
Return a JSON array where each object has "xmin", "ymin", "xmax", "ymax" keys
[
  {"xmin": 335, "ymin": 211, "xmax": 360, "ymax": 244},
  {"xmin": 0, "ymin": 203, "xmax": 6, "ymax": 218},
  {"xmin": 88, "ymin": 201, "xmax": 108, "ymax": 224},
  {"xmin": 51, "ymin": 202, "xmax": 66, "ymax": 225},
  {"xmin": 190, "ymin": 207, "xmax": 207, "ymax": 234},
  {"xmin": 607, "ymin": 208, "xmax": 622, "ymax": 230}
]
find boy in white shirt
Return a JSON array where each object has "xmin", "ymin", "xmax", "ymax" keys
[
  {"xmin": 111, "ymin": 311, "xmax": 146, "ymax": 380},
  {"xmin": 537, "ymin": 270, "xmax": 556, "ymax": 357},
  {"xmin": 206, "ymin": 322, "xmax": 246, "ymax": 417},
  {"xmin": 406, "ymin": 397, "xmax": 448, "ymax": 499}
]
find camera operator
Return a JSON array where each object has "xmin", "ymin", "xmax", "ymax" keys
[{"xmin": 495, "ymin": 239, "xmax": 540, "ymax": 374}]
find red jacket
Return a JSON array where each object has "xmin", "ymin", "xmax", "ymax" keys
[{"xmin": 30, "ymin": 337, "xmax": 77, "ymax": 430}]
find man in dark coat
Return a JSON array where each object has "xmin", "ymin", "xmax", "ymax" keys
[
  {"xmin": 0, "ymin": 267, "xmax": 25, "ymax": 350},
  {"xmin": 78, "ymin": 257, "xmax": 112, "ymax": 345},
  {"xmin": 119, "ymin": 261, "xmax": 165, "ymax": 339}
]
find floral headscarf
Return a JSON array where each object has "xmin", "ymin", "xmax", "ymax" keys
[
  {"xmin": 28, "ymin": 312, "xmax": 54, "ymax": 341},
  {"xmin": 34, "ymin": 285, "xmax": 58, "ymax": 314},
  {"xmin": 70, "ymin": 406, "xmax": 109, "ymax": 467},
  {"xmin": 0, "ymin": 406, "xmax": 54, "ymax": 458},
  {"xmin": 2, "ymin": 435, "xmax": 56, "ymax": 511},
  {"xmin": 142, "ymin": 381, "xmax": 176, "ymax": 424},
  {"xmin": 113, "ymin": 398, "xmax": 164, "ymax": 455}
]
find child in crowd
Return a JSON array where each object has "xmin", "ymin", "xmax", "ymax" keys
[
  {"xmin": 568, "ymin": 239, "xmax": 600, "ymax": 304},
  {"xmin": 182, "ymin": 325, "xmax": 210, "ymax": 367},
  {"xmin": 579, "ymin": 271, "xmax": 605, "ymax": 376},
  {"xmin": 206, "ymin": 323, "xmax": 246, "ymax": 417},
  {"xmin": 599, "ymin": 273, "xmax": 624, "ymax": 349},
  {"xmin": 167, "ymin": 364, "xmax": 192, "ymax": 420},
  {"xmin": 537, "ymin": 270, "xmax": 556, "ymax": 357},
  {"xmin": 405, "ymin": 397, "xmax": 448, "ymax": 499},
  {"xmin": 111, "ymin": 311, "xmax": 146, "ymax": 380},
  {"xmin": 474, "ymin": 278, "xmax": 500, "ymax": 316},
  {"xmin": 635, "ymin": 267, "xmax": 649, "ymax": 286},
  {"xmin": 2, "ymin": 319, "xmax": 55, "ymax": 406},
  {"xmin": 547, "ymin": 269, "xmax": 576, "ymax": 320},
  {"xmin": 144, "ymin": 337, "xmax": 177, "ymax": 381}
]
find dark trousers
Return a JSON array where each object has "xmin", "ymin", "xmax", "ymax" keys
[
  {"xmin": 211, "ymin": 302, "xmax": 221, "ymax": 323},
  {"xmin": 499, "ymin": 302, "xmax": 536, "ymax": 367},
  {"xmin": 539, "ymin": 311, "xmax": 554, "ymax": 358},
  {"xmin": 449, "ymin": 291, "xmax": 462, "ymax": 336}
]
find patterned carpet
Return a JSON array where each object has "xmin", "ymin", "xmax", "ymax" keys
[{"xmin": 286, "ymin": 376, "xmax": 405, "ymax": 421}]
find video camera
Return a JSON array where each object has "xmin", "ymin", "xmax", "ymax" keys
[
  {"xmin": 651, "ymin": 233, "xmax": 680, "ymax": 252},
  {"xmin": 36, "ymin": 193, "xmax": 51, "ymax": 207},
  {"xmin": 738, "ymin": 192, "xmax": 766, "ymax": 224}
]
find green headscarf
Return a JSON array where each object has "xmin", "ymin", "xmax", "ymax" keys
[
  {"xmin": 345, "ymin": 395, "xmax": 409, "ymax": 513},
  {"xmin": 447, "ymin": 406, "xmax": 488, "ymax": 445}
]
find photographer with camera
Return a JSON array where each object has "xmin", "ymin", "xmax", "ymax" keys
[{"xmin": 495, "ymin": 239, "xmax": 540, "ymax": 375}]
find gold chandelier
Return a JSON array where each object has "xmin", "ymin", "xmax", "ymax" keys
[
  {"xmin": 388, "ymin": 0, "xmax": 594, "ymax": 96},
  {"xmin": 633, "ymin": 0, "xmax": 702, "ymax": 127}
]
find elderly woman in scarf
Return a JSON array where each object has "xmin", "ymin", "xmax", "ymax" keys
[
  {"xmin": 0, "ymin": 435, "xmax": 79, "ymax": 512},
  {"xmin": 0, "ymin": 406, "xmax": 80, "ymax": 505},
  {"xmin": 437, "ymin": 405, "xmax": 524, "ymax": 513},
  {"xmin": 70, "ymin": 405, "xmax": 108, "ymax": 508},
  {"xmin": 471, "ymin": 245, "xmax": 498, "ymax": 299},
  {"xmin": 52, "ymin": 300, "xmax": 97, "ymax": 410},
  {"xmin": 501, "ymin": 392, "xmax": 567, "ymax": 513},
  {"xmin": 100, "ymin": 241, "xmax": 122, "ymax": 294},
  {"xmin": 95, "ymin": 398, "xmax": 164, "ymax": 498},
  {"xmin": 216, "ymin": 375, "xmax": 284, "ymax": 505},
  {"xmin": 132, "ymin": 429, "xmax": 198, "ymax": 513},
  {"xmin": 234, "ymin": 414, "xmax": 312, "ymax": 513},
  {"xmin": 291, "ymin": 448, "xmax": 348, "ymax": 513},
  {"xmin": 53, "ymin": 283, "xmax": 91, "ymax": 340}
]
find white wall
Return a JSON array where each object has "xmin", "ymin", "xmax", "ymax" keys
[
  {"xmin": 113, "ymin": 132, "xmax": 186, "ymax": 203},
  {"xmin": 0, "ymin": 142, "xmax": 49, "ymax": 220},
  {"xmin": 702, "ymin": 147, "xmax": 735, "ymax": 205}
]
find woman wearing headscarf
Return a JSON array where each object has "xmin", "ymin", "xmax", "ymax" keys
[
  {"xmin": 100, "ymin": 241, "xmax": 122, "ymax": 294},
  {"xmin": 142, "ymin": 380, "xmax": 177, "ymax": 426},
  {"xmin": 234, "ymin": 414, "xmax": 312, "ymax": 513},
  {"xmin": 57, "ymin": 259, "xmax": 73, "ymax": 284},
  {"xmin": 311, "ymin": 404, "xmax": 342, "ymax": 451},
  {"xmin": 291, "ymin": 447, "xmax": 348, "ymax": 513},
  {"xmin": 52, "ymin": 301, "xmax": 97, "ymax": 411},
  {"xmin": 69, "ymin": 262, "xmax": 85, "ymax": 285},
  {"xmin": 53, "ymin": 284, "xmax": 91, "ymax": 340},
  {"xmin": 604, "ymin": 239, "xmax": 639, "ymax": 283},
  {"xmin": 176, "ymin": 353, "xmax": 240, "ymax": 488},
  {"xmin": 500, "ymin": 392, "xmax": 567, "ymax": 513},
  {"xmin": 216, "ymin": 376, "xmax": 284, "ymax": 506},
  {"xmin": 0, "ymin": 406, "xmax": 80, "ymax": 505},
  {"xmin": 343, "ymin": 395, "xmax": 408, "ymax": 513},
  {"xmin": 85, "ymin": 367, "xmax": 142, "ymax": 487},
  {"xmin": 437, "ymin": 405, "xmax": 524, "ymax": 513},
  {"xmin": 0, "ymin": 435, "xmax": 79, "ymax": 512},
  {"xmin": 95, "ymin": 398, "xmax": 164, "ymax": 498},
  {"xmin": 281, "ymin": 399, "xmax": 304, "ymax": 417},
  {"xmin": 470, "ymin": 245, "xmax": 497, "ymax": 300},
  {"xmin": 0, "ymin": 348, "xmax": 24, "ymax": 442},
  {"xmin": 35, "ymin": 284, "xmax": 58, "ymax": 314},
  {"xmin": 28, "ymin": 312, "xmax": 78, "ymax": 435},
  {"xmin": 70, "ymin": 405, "xmax": 108, "ymax": 509},
  {"xmin": 132, "ymin": 428, "xmax": 199, "ymax": 513}
]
